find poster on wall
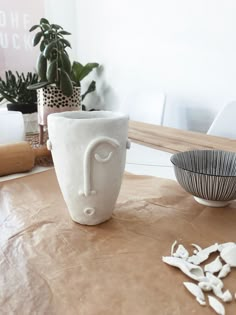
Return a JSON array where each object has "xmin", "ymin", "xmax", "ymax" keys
[{"xmin": 0, "ymin": 0, "xmax": 45, "ymax": 76}]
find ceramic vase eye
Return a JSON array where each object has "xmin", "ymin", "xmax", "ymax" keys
[{"xmin": 47, "ymin": 111, "xmax": 129, "ymax": 225}]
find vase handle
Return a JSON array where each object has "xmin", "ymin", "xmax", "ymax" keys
[
  {"xmin": 126, "ymin": 139, "xmax": 131, "ymax": 149},
  {"xmin": 47, "ymin": 139, "xmax": 52, "ymax": 151}
]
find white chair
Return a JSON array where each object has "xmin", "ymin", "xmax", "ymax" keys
[
  {"xmin": 124, "ymin": 90, "xmax": 166, "ymax": 125},
  {"xmin": 207, "ymin": 101, "xmax": 236, "ymax": 138},
  {"xmin": 123, "ymin": 91, "xmax": 175, "ymax": 179}
]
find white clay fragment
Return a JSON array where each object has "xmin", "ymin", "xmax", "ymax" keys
[
  {"xmin": 183, "ymin": 282, "xmax": 205, "ymax": 305},
  {"xmin": 173, "ymin": 244, "xmax": 189, "ymax": 259},
  {"xmin": 162, "ymin": 256, "xmax": 204, "ymax": 281},
  {"xmin": 191, "ymin": 243, "xmax": 202, "ymax": 253},
  {"xmin": 188, "ymin": 243, "xmax": 218, "ymax": 265},
  {"xmin": 188, "ymin": 253, "xmax": 209, "ymax": 265},
  {"xmin": 163, "ymin": 241, "xmax": 235, "ymax": 313},
  {"xmin": 218, "ymin": 264, "xmax": 231, "ymax": 279},
  {"xmin": 200, "ymin": 243, "xmax": 219, "ymax": 256},
  {"xmin": 222, "ymin": 290, "xmax": 233, "ymax": 302},
  {"xmin": 171, "ymin": 240, "xmax": 178, "ymax": 256},
  {"xmin": 218, "ymin": 242, "xmax": 236, "ymax": 252},
  {"xmin": 204, "ymin": 256, "xmax": 223, "ymax": 273},
  {"xmin": 208, "ymin": 296, "xmax": 225, "ymax": 315},
  {"xmin": 212, "ymin": 285, "xmax": 224, "ymax": 300},
  {"xmin": 220, "ymin": 245, "xmax": 236, "ymax": 267},
  {"xmin": 206, "ymin": 272, "xmax": 224, "ymax": 289},
  {"xmin": 198, "ymin": 281, "xmax": 213, "ymax": 292},
  {"xmin": 196, "ymin": 297, "xmax": 206, "ymax": 305}
]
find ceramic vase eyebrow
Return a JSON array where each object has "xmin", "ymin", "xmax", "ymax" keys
[{"xmin": 47, "ymin": 110, "xmax": 129, "ymax": 225}]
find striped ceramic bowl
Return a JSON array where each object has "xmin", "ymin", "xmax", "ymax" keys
[{"xmin": 170, "ymin": 150, "xmax": 236, "ymax": 207}]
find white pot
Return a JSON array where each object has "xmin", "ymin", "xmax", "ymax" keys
[
  {"xmin": 23, "ymin": 112, "xmax": 38, "ymax": 134},
  {"xmin": 0, "ymin": 111, "xmax": 25, "ymax": 144},
  {"xmin": 47, "ymin": 111, "xmax": 129, "ymax": 225}
]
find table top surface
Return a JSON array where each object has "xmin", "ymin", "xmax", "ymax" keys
[
  {"xmin": 1, "ymin": 169, "xmax": 236, "ymax": 315},
  {"xmin": 128, "ymin": 120, "xmax": 236, "ymax": 153}
]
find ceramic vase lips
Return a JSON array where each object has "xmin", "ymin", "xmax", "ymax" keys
[{"xmin": 47, "ymin": 111, "xmax": 129, "ymax": 225}]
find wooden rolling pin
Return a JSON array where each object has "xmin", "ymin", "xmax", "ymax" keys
[{"xmin": 0, "ymin": 141, "xmax": 51, "ymax": 176}]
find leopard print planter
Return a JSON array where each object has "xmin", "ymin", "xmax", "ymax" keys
[{"xmin": 37, "ymin": 86, "xmax": 81, "ymax": 126}]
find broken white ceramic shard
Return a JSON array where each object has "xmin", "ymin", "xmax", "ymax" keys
[
  {"xmin": 218, "ymin": 242, "xmax": 236, "ymax": 252},
  {"xmin": 206, "ymin": 272, "xmax": 224, "ymax": 289},
  {"xmin": 218, "ymin": 264, "xmax": 231, "ymax": 279},
  {"xmin": 188, "ymin": 253, "xmax": 209, "ymax": 265},
  {"xmin": 212, "ymin": 285, "xmax": 224, "ymax": 299},
  {"xmin": 196, "ymin": 297, "xmax": 206, "ymax": 306},
  {"xmin": 208, "ymin": 296, "xmax": 225, "ymax": 315},
  {"xmin": 220, "ymin": 245, "xmax": 236, "ymax": 267},
  {"xmin": 198, "ymin": 281, "xmax": 213, "ymax": 292},
  {"xmin": 204, "ymin": 256, "xmax": 223, "ymax": 273},
  {"xmin": 183, "ymin": 282, "xmax": 205, "ymax": 305},
  {"xmin": 173, "ymin": 244, "xmax": 189, "ymax": 259},
  {"xmin": 188, "ymin": 243, "xmax": 218, "ymax": 265},
  {"xmin": 191, "ymin": 243, "xmax": 202, "ymax": 253},
  {"xmin": 162, "ymin": 256, "xmax": 204, "ymax": 281},
  {"xmin": 222, "ymin": 290, "xmax": 233, "ymax": 302},
  {"xmin": 200, "ymin": 243, "xmax": 219, "ymax": 256},
  {"xmin": 171, "ymin": 240, "xmax": 178, "ymax": 256}
]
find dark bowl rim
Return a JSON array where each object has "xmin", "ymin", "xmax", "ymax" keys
[{"xmin": 170, "ymin": 149, "xmax": 236, "ymax": 178}]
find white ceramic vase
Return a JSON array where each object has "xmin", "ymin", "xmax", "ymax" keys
[{"xmin": 47, "ymin": 111, "xmax": 129, "ymax": 225}]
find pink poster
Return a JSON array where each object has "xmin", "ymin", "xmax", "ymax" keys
[{"xmin": 0, "ymin": 0, "xmax": 45, "ymax": 76}]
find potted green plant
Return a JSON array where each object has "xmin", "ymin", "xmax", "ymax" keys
[
  {"xmin": 0, "ymin": 70, "xmax": 39, "ymax": 134},
  {"xmin": 71, "ymin": 61, "xmax": 99, "ymax": 110},
  {"xmin": 28, "ymin": 18, "xmax": 99, "ymax": 132}
]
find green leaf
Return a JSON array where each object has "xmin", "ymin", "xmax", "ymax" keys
[
  {"xmin": 41, "ymin": 23, "xmax": 51, "ymax": 31},
  {"xmin": 60, "ymin": 69, "xmax": 73, "ymax": 96},
  {"xmin": 40, "ymin": 18, "xmax": 49, "ymax": 25},
  {"xmin": 60, "ymin": 52, "xmax": 71, "ymax": 74},
  {"xmin": 43, "ymin": 40, "xmax": 57, "ymax": 58},
  {"xmin": 0, "ymin": 89, "xmax": 16, "ymax": 103},
  {"xmin": 72, "ymin": 62, "xmax": 99, "ymax": 83},
  {"xmin": 60, "ymin": 38, "xmax": 71, "ymax": 48},
  {"xmin": 51, "ymin": 24, "xmax": 62, "ymax": 30},
  {"xmin": 37, "ymin": 53, "xmax": 47, "ymax": 81},
  {"xmin": 82, "ymin": 80, "xmax": 96, "ymax": 101},
  {"xmin": 71, "ymin": 62, "xmax": 83, "ymax": 84},
  {"xmin": 29, "ymin": 24, "xmax": 39, "ymax": 32},
  {"xmin": 58, "ymin": 30, "xmax": 71, "ymax": 35},
  {"xmin": 58, "ymin": 41, "xmax": 64, "ymax": 50},
  {"xmin": 40, "ymin": 40, "xmax": 45, "ymax": 52},
  {"xmin": 47, "ymin": 60, "xmax": 58, "ymax": 83},
  {"xmin": 27, "ymin": 81, "xmax": 49, "ymax": 90},
  {"xmin": 33, "ymin": 31, "xmax": 43, "ymax": 46}
]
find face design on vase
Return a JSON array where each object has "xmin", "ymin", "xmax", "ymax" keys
[{"xmin": 78, "ymin": 136, "xmax": 120, "ymax": 218}]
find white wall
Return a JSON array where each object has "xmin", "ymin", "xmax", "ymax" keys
[{"xmin": 75, "ymin": 0, "xmax": 236, "ymax": 132}]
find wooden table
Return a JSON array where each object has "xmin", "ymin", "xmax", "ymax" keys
[{"xmin": 128, "ymin": 120, "xmax": 236, "ymax": 153}]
